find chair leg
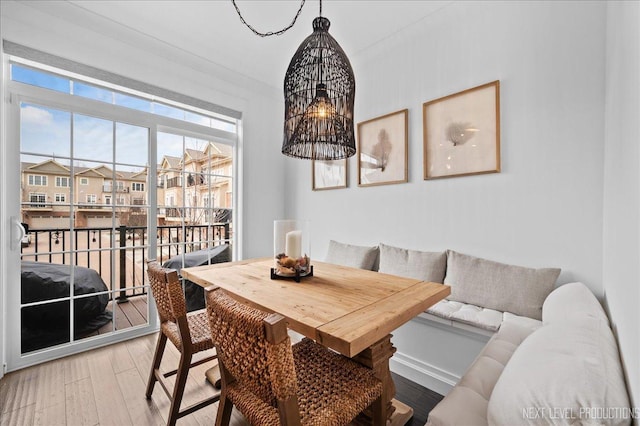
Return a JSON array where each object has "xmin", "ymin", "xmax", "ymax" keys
[
  {"xmin": 215, "ymin": 390, "xmax": 233, "ymax": 426},
  {"xmin": 146, "ymin": 332, "xmax": 168, "ymax": 399},
  {"xmin": 215, "ymin": 360, "xmax": 234, "ymax": 426},
  {"xmin": 167, "ymin": 350, "xmax": 192, "ymax": 426}
]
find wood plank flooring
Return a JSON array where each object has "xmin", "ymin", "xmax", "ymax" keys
[{"xmin": 0, "ymin": 334, "xmax": 443, "ymax": 425}]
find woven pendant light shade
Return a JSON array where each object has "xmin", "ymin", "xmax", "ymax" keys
[{"xmin": 282, "ymin": 16, "xmax": 356, "ymax": 160}]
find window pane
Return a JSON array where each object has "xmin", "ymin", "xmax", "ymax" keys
[
  {"xmin": 73, "ymin": 160, "xmax": 113, "ymax": 211},
  {"xmin": 153, "ymin": 102, "xmax": 184, "ymax": 120},
  {"xmin": 185, "ymin": 111, "xmax": 211, "ymax": 127},
  {"xmin": 11, "ymin": 64, "xmax": 70, "ymax": 93},
  {"xmin": 22, "ymin": 301, "xmax": 71, "ymax": 353},
  {"xmin": 116, "ymin": 123, "xmax": 148, "ymax": 166},
  {"xmin": 211, "ymin": 118, "xmax": 237, "ymax": 133},
  {"xmin": 21, "ymin": 104, "xmax": 71, "ymax": 157},
  {"xmin": 115, "ymin": 92, "xmax": 151, "ymax": 113},
  {"xmin": 157, "ymin": 132, "xmax": 184, "ymax": 164},
  {"xmin": 74, "ymin": 114, "xmax": 113, "ymax": 163},
  {"xmin": 73, "ymin": 82, "xmax": 113, "ymax": 103}
]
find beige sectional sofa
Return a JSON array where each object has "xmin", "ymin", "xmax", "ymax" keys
[
  {"xmin": 325, "ymin": 241, "xmax": 633, "ymax": 426},
  {"xmin": 427, "ymin": 282, "xmax": 631, "ymax": 425}
]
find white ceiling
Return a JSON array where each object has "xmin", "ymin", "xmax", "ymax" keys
[{"xmin": 28, "ymin": 0, "xmax": 453, "ymax": 89}]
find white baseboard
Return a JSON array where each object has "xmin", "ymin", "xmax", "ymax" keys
[{"xmin": 390, "ymin": 350, "xmax": 460, "ymax": 396}]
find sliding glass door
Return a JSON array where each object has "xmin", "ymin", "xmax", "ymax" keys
[
  {"xmin": 4, "ymin": 61, "xmax": 238, "ymax": 371},
  {"xmin": 18, "ymin": 102, "xmax": 153, "ymax": 354}
]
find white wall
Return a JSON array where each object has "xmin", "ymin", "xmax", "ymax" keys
[
  {"xmin": 0, "ymin": 1, "xmax": 285, "ymax": 259},
  {"xmin": 286, "ymin": 1, "xmax": 607, "ymax": 294},
  {"xmin": 285, "ymin": 0, "xmax": 615, "ymax": 394},
  {"xmin": 603, "ymin": 1, "xmax": 640, "ymax": 410}
]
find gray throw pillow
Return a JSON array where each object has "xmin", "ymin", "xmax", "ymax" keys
[
  {"xmin": 444, "ymin": 250, "xmax": 560, "ymax": 320},
  {"xmin": 378, "ymin": 243, "xmax": 446, "ymax": 283},
  {"xmin": 325, "ymin": 240, "xmax": 379, "ymax": 271}
]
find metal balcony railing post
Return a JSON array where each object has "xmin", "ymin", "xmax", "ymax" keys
[{"xmin": 117, "ymin": 225, "xmax": 129, "ymax": 303}]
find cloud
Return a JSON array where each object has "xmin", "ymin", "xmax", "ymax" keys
[{"xmin": 21, "ymin": 105, "xmax": 54, "ymax": 126}]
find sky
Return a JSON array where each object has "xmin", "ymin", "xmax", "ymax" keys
[{"xmin": 14, "ymin": 64, "xmax": 234, "ymax": 173}]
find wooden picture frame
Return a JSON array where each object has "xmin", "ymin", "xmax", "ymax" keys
[
  {"xmin": 357, "ymin": 109, "xmax": 408, "ymax": 187},
  {"xmin": 312, "ymin": 159, "xmax": 347, "ymax": 191},
  {"xmin": 423, "ymin": 81, "xmax": 500, "ymax": 179}
]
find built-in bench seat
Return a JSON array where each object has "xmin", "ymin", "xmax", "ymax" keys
[
  {"xmin": 325, "ymin": 241, "xmax": 632, "ymax": 425},
  {"xmin": 427, "ymin": 283, "xmax": 631, "ymax": 425},
  {"xmin": 325, "ymin": 241, "xmax": 560, "ymax": 393}
]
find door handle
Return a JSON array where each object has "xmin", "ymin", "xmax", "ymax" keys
[{"xmin": 10, "ymin": 216, "xmax": 26, "ymax": 251}]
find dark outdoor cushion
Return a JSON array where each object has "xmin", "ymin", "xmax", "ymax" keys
[
  {"xmin": 21, "ymin": 261, "xmax": 110, "ymax": 324},
  {"xmin": 162, "ymin": 244, "xmax": 230, "ymax": 312},
  {"xmin": 20, "ymin": 261, "xmax": 112, "ymax": 352}
]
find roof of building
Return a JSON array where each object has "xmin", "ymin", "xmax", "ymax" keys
[
  {"xmin": 21, "ymin": 160, "xmax": 146, "ymax": 181},
  {"xmin": 160, "ymin": 155, "xmax": 182, "ymax": 170}
]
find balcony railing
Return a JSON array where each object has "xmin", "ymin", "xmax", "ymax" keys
[
  {"xmin": 20, "ymin": 223, "xmax": 232, "ymax": 301},
  {"xmin": 166, "ymin": 177, "xmax": 182, "ymax": 188},
  {"xmin": 102, "ymin": 185, "xmax": 129, "ymax": 193},
  {"xmin": 161, "ymin": 207, "xmax": 231, "ymax": 222},
  {"xmin": 77, "ymin": 203, "xmax": 110, "ymax": 210}
]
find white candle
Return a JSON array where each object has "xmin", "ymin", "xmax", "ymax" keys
[{"xmin": 285, "ymin": 230, "xmax": 302, "ymax": 259}]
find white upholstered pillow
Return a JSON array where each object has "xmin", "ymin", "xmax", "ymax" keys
[
  {"xmin": 378, "ymin": 243, "xmax": 446, "ymax": 283},
  {"xmin": 444, "ymin": 250, "xmax": 560, "ymax": 320},
  {"xmin": 324, "ymin": 240, "xmax": 379, "ymax": 271},
  {"xmin": 543, "ymin": 281, "xmax": 609, "ymax": 326},
  {"xmin": 488, "ymin": 319, "xmax": 631, "ymax": 425}
]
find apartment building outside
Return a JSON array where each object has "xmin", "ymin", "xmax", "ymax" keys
[
  {"xmin": 157, "ymin": 141, "xmax": 233, "ymax": 228},
  {"xmin": 21, "ymin": 141, "xmax": 232, "ymax": 231}
]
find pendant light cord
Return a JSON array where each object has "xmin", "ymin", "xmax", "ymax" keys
[{"xmin": 231, "ymin": 0, "xmax": 306, "ymax": 37}]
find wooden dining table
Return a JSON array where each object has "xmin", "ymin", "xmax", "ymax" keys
[{"xmin": 182, "ymin": 257, "xmax": 450, "ymax": 425}]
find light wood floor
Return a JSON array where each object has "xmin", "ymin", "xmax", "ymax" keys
[
  {"xmin": 0, "ymin": 333, "xmax": 249, "ymax": 426},
  {"xmin": 0, "ymin": 334, "xmax": 443, "ymax": 426}
]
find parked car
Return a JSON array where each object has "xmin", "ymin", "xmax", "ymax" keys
[{"xmin": 21, "ymin": 223, "xmax": 31, "ymax": 247}]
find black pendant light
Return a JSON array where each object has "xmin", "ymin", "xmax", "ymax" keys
[
  {"xmin": 282, "ymin": 12, "xmax": 356, "ymax": 160},
  {"xmin": 231, "ymin": 0, "xmax": 356, "ymax": 161}
]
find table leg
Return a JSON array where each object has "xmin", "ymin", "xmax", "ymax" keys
[
  {"xmin": 354, "ymin": 335, "xmax": 396, "ymax": 420},
  {"xmin": 353, "ymin": 334, "xmax": 414, "ymax": 426},
  {"xmin": 204, "ymin": 360, "xmax": 222, "ymax": 389}
]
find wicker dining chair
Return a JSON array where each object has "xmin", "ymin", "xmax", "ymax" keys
[
  {"xmin": 146, "ymin": 261, "xmax": 220, "ymax": 426},
  {"xmin": 204, "ymin": 286, "xmax": 385, "ymax": 426}
]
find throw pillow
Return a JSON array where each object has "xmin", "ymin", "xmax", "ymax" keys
[
  {"xmin": 542, "ymin": 281, "xmax": 609, "ymax": 326},
  {"xmin": 378, "ymin": 243, "xmax": 446, "ymax": 283},
  {"xmin": 324, "ymin": 240, "xmax": 379, "ymax": 271},
  {"xmin": 444, "ymin": 250, "xmax": 560, "ymax": 320}
]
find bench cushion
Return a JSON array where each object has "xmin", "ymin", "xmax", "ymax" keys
[
  {"xmin": 426, "ymin": 320, "xmax": 540, "ymax": 426},
  {"xmin": 427, "ymin": 299, "xmax": 503, "ymax": 332},
  {"xmin": 378, "ymin": 243, "xmax": 447, "ymax": 283},
  {"xmin": 325, "ymin": 240, "xmax": 379, "ymax": 271},
  {"xmin": 444, "ymin": 250, "xmax": 560, "ymax": 320}
]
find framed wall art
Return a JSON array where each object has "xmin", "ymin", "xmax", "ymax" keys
[
  {"xmin": 423, "ymin": 80, "xmax": 500, "ymax": 179},
  {"xmin": 357, "ymin": 109, "xmax": 408, "ymax": 187},
  {"xmin": 312, "ymin": 159, "xmax": 347, "ymax": 190}
]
